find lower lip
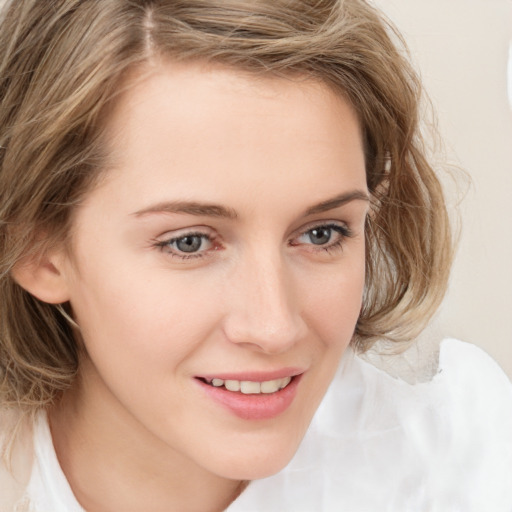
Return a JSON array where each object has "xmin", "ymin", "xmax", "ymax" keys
[{"xmin": 196, "ymin": 375, "xmax": 302, "ymax": 420}]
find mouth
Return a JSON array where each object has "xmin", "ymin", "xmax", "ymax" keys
[
  {"xmin": 195, "ymin": 371, "xmax": 303, "ymax": 420},
  {"xmin": 197, "ymin": 375, "xmax": 293, "ymax": 394}
]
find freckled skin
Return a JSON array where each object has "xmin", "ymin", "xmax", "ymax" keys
[{"xmin": 50, "ymin": 61, "xmax": 369, "ymax": 511}]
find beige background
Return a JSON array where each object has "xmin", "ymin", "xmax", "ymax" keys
[{"xmin": 374, "ymin": 0, "xmax": 512, "ymax": 378}]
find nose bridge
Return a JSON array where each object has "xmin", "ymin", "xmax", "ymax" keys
[{"xmin": 223, "ymin": 246, "xmax": 305, "ymax": 353}]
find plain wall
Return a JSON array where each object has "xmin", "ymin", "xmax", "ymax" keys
[{"xmin": 373, "ymin": 0, "xmax": 512, "ymax": 378}]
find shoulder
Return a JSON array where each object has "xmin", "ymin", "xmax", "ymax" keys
[
  {"xmin": 436, "ymin": 338, "xmax": 512, "ymax": 411},
  {"xmin": 355, "ymin": 337, "xmax": 512, "ymax": 405},
  {"xmin": 435, "ymin": 340, "xmax": 512, "ymax": 508},
  {"xmin": 324, "ymin": 340, "xmax": 512, "ymax": 509},
  {"xmin": 356, "ymin": 337, "xmax": 512, "ymax": 434},
  {"xmin": 0, "ymin": 408, "xmax": 34, "ymax": 512},
  {"xmin": 439, "ymin": 337, "xmax": 510, "ymax": 376},
  {"xmin": 434, "ymin": 339, "xmax": 512, "ymax": 459},
  {"xmin": 343, "ymin": 339, "xmax": 512, "ymax": 509}
]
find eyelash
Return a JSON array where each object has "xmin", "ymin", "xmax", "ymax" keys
[
  {"xmin": 153, "ymin": 231, "xmax": 217, "ymax": 260},
  {"xmin": 154, "ymin": 223, "xmax": 353, "ymax": 261},
  {"xmin": 291, "ymin": 223, "xmax": 353, "ymax": 255}
]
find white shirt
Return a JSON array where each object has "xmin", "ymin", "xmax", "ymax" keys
[{"xmin": 18, "ymin": 339, "xmax": 512, "ymax": 512}]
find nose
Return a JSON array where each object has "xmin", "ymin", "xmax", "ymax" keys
[{"xmin": 222, "ymin": 250, "xmax": 307, "ymax": 354}]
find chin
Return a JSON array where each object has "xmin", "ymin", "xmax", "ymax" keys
[
  {"xmin": 211, "ymin": 435, "xmax": 304, "ymax": 481},
  {"xmin": 219, "ymin": 459, "xmax": 293, "ymax": 481}
]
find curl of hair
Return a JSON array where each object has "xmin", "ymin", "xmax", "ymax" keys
[{"xmin": 0, "ymin": 0, "xmax": 452, "ymax": 413}]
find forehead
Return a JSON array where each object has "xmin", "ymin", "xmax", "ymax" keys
[{"xmin": 85, "ymin": 60, "xmax": 366, "ymax": 216}]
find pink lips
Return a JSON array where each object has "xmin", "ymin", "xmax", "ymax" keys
[{"xmin": 196, "ymin": 368, "xmax": 303, "ymax": 421}]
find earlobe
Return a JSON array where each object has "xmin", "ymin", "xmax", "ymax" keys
[{"xmin": 11, "ymin": 252, "xmax": 71, "ymax": 305}]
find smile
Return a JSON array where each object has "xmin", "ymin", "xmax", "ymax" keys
[
  {"xmin": 204, "ymin": 376, "xmax": 292, "ymax": 394},
  {"xmin": 196, "ymin": 372, "xmax": 303, "ymax": 420}
]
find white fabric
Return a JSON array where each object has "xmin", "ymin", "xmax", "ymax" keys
[
  {"xmin": 13, "ymin": 339, "xmax": 512, "ymax": 511},
  {"xmin": 25, "ymin": 412, "xmax": 84, "ymax": 512}
]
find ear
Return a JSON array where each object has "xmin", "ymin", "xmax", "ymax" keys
[{"xmin": 11, "ymin": 250, "xmax": 71, "ymax": 304}]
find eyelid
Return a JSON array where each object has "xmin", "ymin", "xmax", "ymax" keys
[
  {"xmin": 155, "ymin": 224, "xmax": 215, "ymax": 239},
  {"xmin": 153, "ymin": 227, "xmax": 220, "ymax": 259},
  {"xmin": 291, "ymin": 220, "xmax": 351, "ymax": 240},
  {"xmin": 289, "ymin": 221, "xmax": 353, "ymax": 255}
]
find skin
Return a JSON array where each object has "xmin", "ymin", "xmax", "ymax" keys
[{"xmin": 27, "ymin": 61, "xmax": 369, "ymax": 511}]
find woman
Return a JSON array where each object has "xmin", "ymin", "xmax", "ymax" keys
[{"xmin": 1, "ymin": 1, "xmax": 510, "ymax": 511}]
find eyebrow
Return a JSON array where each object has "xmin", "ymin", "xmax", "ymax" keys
[
  {"xmin": 131, "ymin": 190, "xmax": 369, "ymax": 219},
  {"xmin": 304, "ymin": 190, "xmax": 370, "ymax": 215},
  {"xmin": 132, "ymin": 201, "xmax": 238, "ymax": 219}
]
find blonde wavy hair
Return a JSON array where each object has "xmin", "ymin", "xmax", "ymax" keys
[{"xmin": 0, "ymin": 0, "xmax": 452, "ymax": 413}]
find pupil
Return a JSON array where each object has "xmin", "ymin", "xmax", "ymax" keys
[
  {"xmin": 310, "ymin": 228, "xmax": 331, "ymax": 245},
  {"xmin": 176, "ymin": 236, "xmax": 202, "ymax": 253}
]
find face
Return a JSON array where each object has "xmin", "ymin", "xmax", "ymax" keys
[{"xmin": 59, "ymin": 61, "xmax": 368, "ymax": 481}]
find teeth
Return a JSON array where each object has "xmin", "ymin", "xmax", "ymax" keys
[
  {"xmin": 224, "ymin": 380, "xmax": 240, "ymax": 392},
  {"xmin": 207, "ymin": 376, "xmax": 293, "ymax": 394},
  {"xmin": 280, "ymin": 376, "xmax": 292, "ymax": 389},
  {"xmin": 260, "ymin": 380, "xmax": 279, "ymax": 394},
  {"xmin": 241, "ymin": 381, "xmax": 260, "ymax": 394}
]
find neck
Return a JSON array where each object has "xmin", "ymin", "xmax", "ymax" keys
[{"xmin": 49, "ymin": 366, "xmax": 245, "ymax": 512}]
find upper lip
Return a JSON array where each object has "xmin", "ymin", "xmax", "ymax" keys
[{"xmin": 197, "ymin": 367, "xmax": 305, "ymax": 382}]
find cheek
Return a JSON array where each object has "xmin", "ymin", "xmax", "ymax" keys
[
  {"xmin": 68, "ymin": 256, "xmax": 223, "ymax": 380},
  {"xmin": 299, "ymin": 254, "xmax": 365, "ymax": 348}
]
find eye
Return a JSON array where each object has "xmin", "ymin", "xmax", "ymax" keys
[
  {"xmin": 173, "ymin": 234, "xmax": 207, "ymax": 253},
  {"xmin": 155, "ymin": 232, "xmax": 215, "ymax": 258},
  {"xmin": 302, "ymin": 226, "xmax": 335, "ymax": 245},
  {"xmin": 292, "ymin": 223, "xmax": 352, "ymax": 252}
]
